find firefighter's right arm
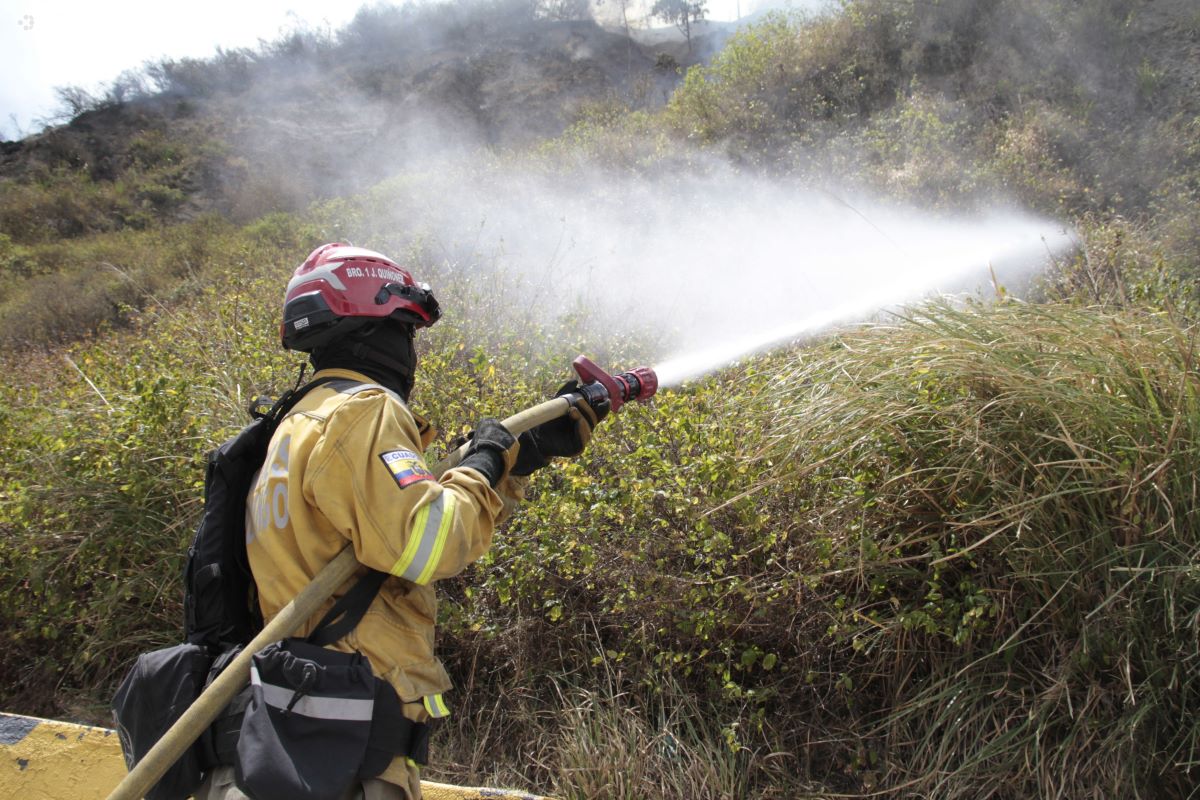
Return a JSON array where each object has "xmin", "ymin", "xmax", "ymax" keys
[{"xmin": 303, "ymin": 391, "xmax": 507, "ymax": 585}]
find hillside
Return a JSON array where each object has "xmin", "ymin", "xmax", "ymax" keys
[
  {"xmin": 0, "ymin": 5, "xmax": 685, "ymax": 241},
  {"xmin": 2, "ymin": 1, "xmax": 1199, "ymax": 798}
]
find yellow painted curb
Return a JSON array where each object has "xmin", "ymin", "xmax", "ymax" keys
[
  {"xmin": 1, "ymin": 713, "xmax": 552, "ymax": 800},
  {"xmin": 1, "ymin": 713, "xmax": 126, "ymax": 800},
  {"xmin": 419, "ymin": 781, "xmax": 546, "ymax": 800}
]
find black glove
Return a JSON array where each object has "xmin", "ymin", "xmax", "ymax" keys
[
  {"xmin": 512, "ymin": 381, "xmax": 610, "ymax": 476},
  {"xmin": 458, "ymin": 418, "xmax": 518, "ymax": 488}
]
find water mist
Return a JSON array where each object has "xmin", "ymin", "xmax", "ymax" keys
[
  {"xmin": 650, "ymin": 210, "xmax": 1076, "ymax": 387},
  {"xmin": 390, "ymin": 165, "xmax": 1075, "ymax": 387}
]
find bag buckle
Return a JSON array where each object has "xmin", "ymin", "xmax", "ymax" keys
[{"xmin": 282, "ymin": 661, "xmax": 319, "ymax": 716}]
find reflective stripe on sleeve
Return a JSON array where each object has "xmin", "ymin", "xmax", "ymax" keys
[
  {"xmin": 250, "ymin": 665, "xmax": 375, "ymax": 722},
  {"xmin": 390, "ymin": 492, "xmax": 458, "ymax": 585},
  {"xmin": 423, "ymin": 693, "xmax": 450, "ymax": 719}
]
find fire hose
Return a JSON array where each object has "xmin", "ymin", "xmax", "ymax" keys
[{"xmin": 106, "ymin": 356, "xmax": 657, "ymax": 800}]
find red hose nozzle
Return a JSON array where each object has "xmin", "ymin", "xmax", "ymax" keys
[{"xmin": 572, "ymin": 356, "xmax": 659, "ymax": 413}]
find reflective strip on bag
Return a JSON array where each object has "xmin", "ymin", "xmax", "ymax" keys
[
  {"xmin": 250, "ymin": 665, "xmax": 374, "ymax": 722},
  {"xmin": 390, "ymin": 492, "xmax": 457, "ymax": 585},
  {"xmin": 422, "ymin": 693, "xmax": 450, "ymax": 719}
]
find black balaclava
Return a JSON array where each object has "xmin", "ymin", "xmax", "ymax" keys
[{"xmin": 310, "ymin": 321, "xmax": 417, "ymax": 401}]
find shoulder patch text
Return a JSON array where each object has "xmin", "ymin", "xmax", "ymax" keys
[{"xmin": 379, "ymin": 449, "xmax": 434, "ymax": 489}]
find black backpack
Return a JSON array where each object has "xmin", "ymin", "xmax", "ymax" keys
[
  {"xmin": 183, "ymin": 376, "xmax": 341, "ymax": 650},
  {"xmin": 115, "ymin": 376, "xmax": 402, "ymax": 800}
]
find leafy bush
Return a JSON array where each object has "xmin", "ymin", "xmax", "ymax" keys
[
  {"xmin": 0, "ymin": 170, "xmax": 122, "ymax": 241},
  {"xmin": 0, "ymin": 233, "xmax": 37, "ymax": 287},
  {"xmin": 665, "ymin": 9, "xmax": 903, "ymax": 155},
  {"xmin": 0, "ymin": 358, "xmax": 202, "ymax": 710},
  {"xmin": 0, "ymin": 216, "xmax": 238, "ymax": 347}
]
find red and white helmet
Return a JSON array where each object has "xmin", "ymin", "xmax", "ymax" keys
[{"xmin": 281, "ymin": 243, "xmax": 440, "ymax": 351}]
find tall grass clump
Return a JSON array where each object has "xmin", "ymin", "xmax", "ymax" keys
[
  {"xmin": 425, "ymin": 665, "xmax": 786, "ymax": 800},
  {"xmin": 756, "ymin": 300, "xmax": 1200, "ymax": 797}
]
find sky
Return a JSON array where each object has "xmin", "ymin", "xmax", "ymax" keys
[
  {"xmin": 0, "ymin": 0, "xmax": 789, "ymax": 141},
  {"xmin": 1, "ymin": 1, "xmax": 363, "ymax": 139}
]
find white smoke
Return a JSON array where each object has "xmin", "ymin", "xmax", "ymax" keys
[{"xmin": 374, "ymin": 160, "xmax": 1074, "ymax": 385}]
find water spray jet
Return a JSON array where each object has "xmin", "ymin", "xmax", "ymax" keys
[{"xmin": 650, "ymin": 224, "xmax": 1078, "ymax": 389}]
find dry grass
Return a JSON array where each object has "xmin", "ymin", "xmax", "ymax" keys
[
  {"xmin": 425, "ymin": 653, "xmax": 820, "ymax": 799},
  {"xmin": 751, "ymin": 299, "xmax": 1200, "ymax": 797}
]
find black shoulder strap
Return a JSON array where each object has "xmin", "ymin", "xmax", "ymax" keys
[
  {"xmin": 306, "ymin": 570, "xmax": 388, "ymax": 647},
  {"xmin": 261, "ymin": 374, "xmax": 389, "ymax": 647},
  {"xmin": 256, "ymin": 374, "xmax": 344, "ymax": 423}
]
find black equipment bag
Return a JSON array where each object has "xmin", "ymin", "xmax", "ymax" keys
[
  {"xmin": 235, "ymin": 639, "xmax": 376, "ymax": 800},
  {"xmin": 183, "ymin": 376, "xmax": 341, "ymax": 649},
  {"xmin": 232, "ymin": 638, "xmax": 429, "ymax": 800},
  {"xmin": 112, "ymin": 570, "xmax": 394, "ymax": 800},
  {"xmin": 111, "ymin": 643, "xmax": 212, "ymax": 800},
  {"xmin": 113, "ymin": 375, "xmax": 380, "ymax": 799}
]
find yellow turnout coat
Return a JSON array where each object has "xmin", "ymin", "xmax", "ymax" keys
[{"xmin": 245, "ymin": 368, "xmax": 512, "ymax": 797}]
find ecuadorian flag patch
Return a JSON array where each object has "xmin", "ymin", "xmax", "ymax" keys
[{"xmin": 379, "ymin": 449, "xmax": 434, "ymax": 488}]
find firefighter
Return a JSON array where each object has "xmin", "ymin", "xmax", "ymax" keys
[{"xmin": 197, "ymin": 243, "xmax": 606, "ymax": 800}]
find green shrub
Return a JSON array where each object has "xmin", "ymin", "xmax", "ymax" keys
[
  {"xmin": 1044, "ymin": 214, "xmax": 1200, "ymax": 320},
  {"xmin": 0, "ymin": 170, "xmax": 122, "ymax": 241},
  {"xmin": 852, "ymin": 88, "xmax": 990, "ymax": 207},
  {"xmin": 0, "ymin": 210, "xmax": 328, "ymax": 348},
  {"xmin": 665, "ymin": 9, "xmax": 902, "ymax": 154},
  {"xmin": 0, "ymin": 233, "xmax": 37, "ymax": 288}
]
